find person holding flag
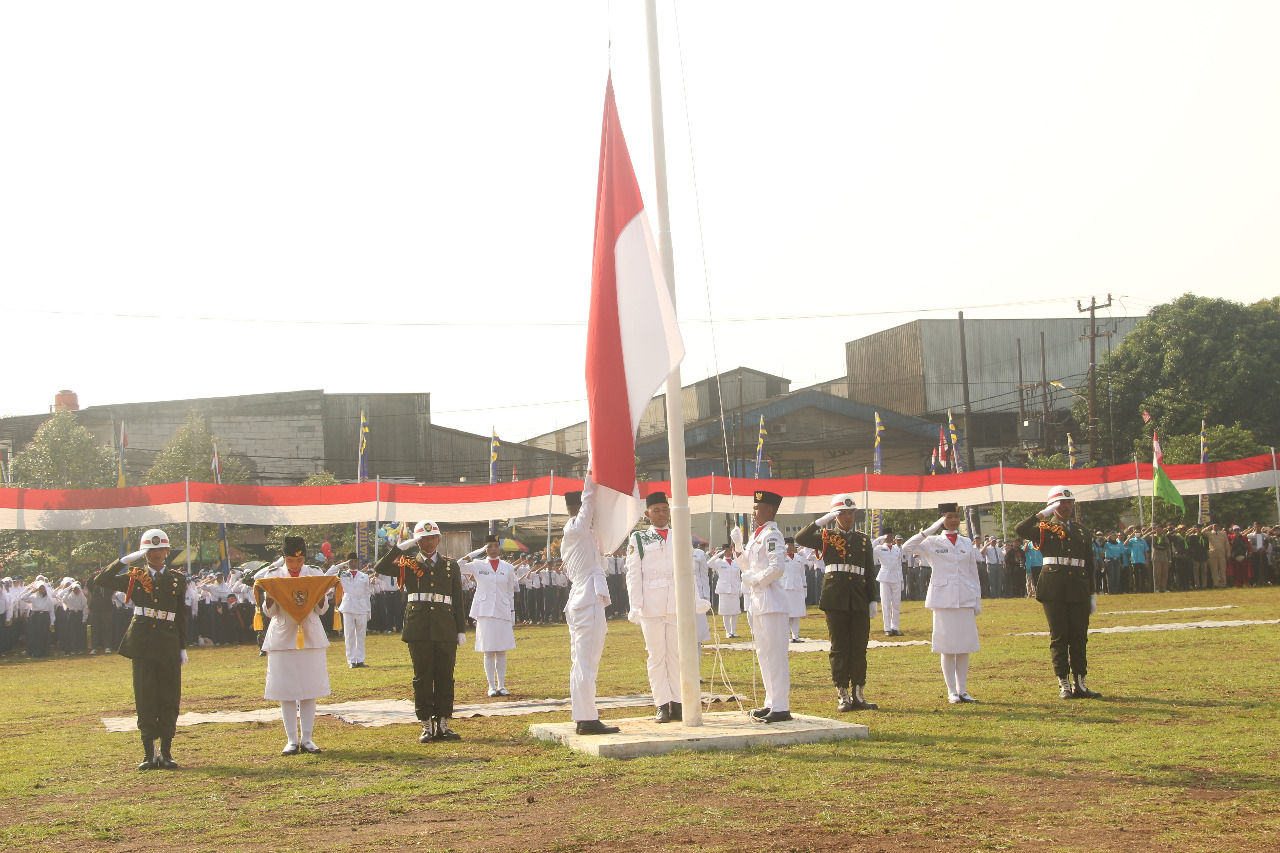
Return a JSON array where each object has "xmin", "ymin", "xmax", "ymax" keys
[
  {"xmin": 1016, "ymin": 487, "xmax": 1101, "ymax": 700},
  {"xmin": 257, "ymin": 537, "xmax": 337, "ymax": 755},
  {"xmin": 93, "ymin": 528, "xmax": 188, "ymax": 770}
]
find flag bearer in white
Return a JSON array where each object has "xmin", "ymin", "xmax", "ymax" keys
[
  {"xmin": 709, "ymin": 547, "xmax": 743, "ymax": 637},
  {"xmin": 783, "ymin": 538, "xmax": 807, "ymax": 641},
  {"xmin": 327, "ymin": 553, "xmax": 373, "ymax": 668},
  {"xmin": 561, "ymin": 475, "xmax": 621, "ymax": 736},
  {"xmin": 458, "ymin": 535, "xmax": 519, "ymax": 697},
  {"xmin": 693, "ymin": 547, "xmax": 712, "ymax": 643},
  {"xmin": 738, "ymin": 490, "xmax": 792, "ymax": 723},
  {"xmin": 873, "ymin": 528, "xmax": 905, "ymax": 637},
  {"xmin": 625, "ymin": 491, "xmax": 685, "ymax": 724}
]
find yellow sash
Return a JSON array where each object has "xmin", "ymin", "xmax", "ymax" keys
[{"xmin": 253, "ymin": 576, "xmax": 343, "ymax": 648}]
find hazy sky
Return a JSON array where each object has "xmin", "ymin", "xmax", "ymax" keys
[{"xmin": 4, "ymin": 2, "xmax": 1278, "ymax": 444}]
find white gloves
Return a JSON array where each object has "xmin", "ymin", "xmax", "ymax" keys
[
  {"xmin": 1089, "ymin": 594, "xmax": 1097, "ymax": 615},
  {"xmin": 465, "ymin": 546, "xmax": 486, "ymax": 560},
  {"xmin": 1038, "ymin": 501, "xmax": 1061, "ymax": 518},
  {"xmin": 868, "ymin": 601, "xmax": 878, "ymax": 619},
  {"xmin": 925, "ymin": 517, "xmax": 947, "ymax": 536},
  {"xmin": 730, "ymin": 527, "xmax": 743, "ymax": 548},
  {"xmin": 179, "ymin": 650, "xmax": 188, "ymax": 666},
  {"xmin": 816, "ymin": 510, "xmax": 839, "ymax": 527},
  {"xmin": 268, "ymin": 556, "xmax": 285, "ymax": 569},
  {"xmin": 974, "ymin": 600, "xmax": 982, "ymax": 616},
  {"xmin": 121, "ymin": 549, "xmax": 148, "ymax": 565},
  {"xmin": 627, "ymin": 609, "xmax": 641, "ymax": 624},
  {"xmin": 397, "ymin": 538, "xmax": 416, "ymax": 552},
  {"xmin": 456, "ymin": 632, "xmax": 466, "ymax": 646}
]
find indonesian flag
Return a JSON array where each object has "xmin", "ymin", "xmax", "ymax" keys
[
  {"xmin": 585, "ymin": 77, "xmax": 684, "ymax": 552},
  {"xmin": 937, "ymin": 425, "xmax": 948, "ymax": 468}
]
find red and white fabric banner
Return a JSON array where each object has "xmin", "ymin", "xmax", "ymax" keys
[
  {"xmin": 1, "ymin": 455, "xmax": 1275, "ymax": 531},
  {"xmin": 584, "ymin": 77, "xmax": 684, "ymax": 552}
]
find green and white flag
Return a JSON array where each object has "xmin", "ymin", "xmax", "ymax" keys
[{"xmin": 1152, "ymin": 430, "xmax": 1185, "ymax": 512}]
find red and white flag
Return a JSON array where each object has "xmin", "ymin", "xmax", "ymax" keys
[
  {"xmin": 937, "ymin": 425, "xmax": 949, "ymax": 468},
  {"xmin": 1141, "ymin": 409, "xmax": 1152, "ymax": 424},
  {"xmin": 585, "ymin": 77, "xmax": 684, "ymax": 552}
]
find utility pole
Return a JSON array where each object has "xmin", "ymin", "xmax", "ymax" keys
[
  {"xmin": 1078, "ymin": 294, "xmax": 1113, "ymax": 465},
  {"xmin": 1016, "ymin": 338, "xmax": 1026, "ymax": 422},
  {"xmin": 957, "ymin": 312, "xmax": 976, "ymax": 473},
  {"xmin": 1040, "ymin": 331, "xmax": 1050, "ymax": 453}
]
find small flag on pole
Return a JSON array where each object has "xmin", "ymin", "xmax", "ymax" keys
[
  {"xmin": 212, "ymin": 442, "xmax": 232, "ymax": 579},
  {"xmin": 1067, "ymin": 433, "xmax": 1077, "ymax": 469},
  {"xmin": 1152, "ymin": 429, "xmax": 1185, "ymax": 512},
  {"xmin": 872, "ymin": 413, "xmax": 884, "ymax": 536},
  {"xmin": 1141, "ymin": 409, "xmax": 1152, "ymax": 424},
  {"xmin": 754, "ymin": 416, "xmax": 767, "ymax": 478},
  {"xmin": 1197, "ymin": 420, "xmax": 1211, "ymax": 524},
  {"xmin": 358, "ymin": 410, "xmax": 370, "ymax": 481},
  {"xmin": 947, "ymin": 409, "xmax": 964, "ymax": 473},
  {"xmin": 930, "ymin": 448, "xmax": 937, "ymax": 475},
  {"xmin": 937, "ymin": 425, "xmax": 948, "ymax": 469}
]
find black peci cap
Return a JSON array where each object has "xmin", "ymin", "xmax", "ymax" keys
[
  {"xmin": 564, "ymin": 490, "xmax": 583, "ymax": 505},
  {"xmin": 938, "ymin": 502, "xmax": 959, "ymax": 514},
  {"xmin": 283, "ymin": 536, "xmax": 306, "ymax": 557},
  {"xmin": 646, "ymin": 492, "xmax": 669, "ymax": 508},
  {"xmin": 754, "ymin": 490, "xmax": 782, "ymax": 509}
]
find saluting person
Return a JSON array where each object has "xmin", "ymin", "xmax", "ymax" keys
[
  {"xmin": 459, "ymin": 535, "xmax": 519, "ymax": 697},
  {"xmin": 327, "ymin": 553, "xmax": 373, "ymax": 668},
  {"xmin": 373, "ymin": 520, "xmax": 467, "ymax": 743},
  {"xmin": 902, "ymin": 503, "xmax": 982, "ymax": 704},
  {"xmin": 93, "ymin": 529, "xmax": 188, "ymax": 770},
  {"xmin": 1015, "ymin": 486, "xmax": 1101, "ymax": 700},
  {"xmin": 795, "ymin": 494, "xmax": 879, "ymax": 713},
  {"xmin": 709, "ymin": 546, "xmax": 742, "ymax": 637}
]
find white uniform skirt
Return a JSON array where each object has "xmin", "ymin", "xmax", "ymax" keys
[
  {"xmin": 717, "ymin": 593, "xmax": 742, "ymax": 616},
  {"xmin": 930, "ymin": 608, "xmax": 980, "ymax": 654},
  {"xmin": 264, "ymin": 648, "xmax": 331, "ymax": 701},
  {"xmin": 474, "ymin": 616, "xmax": 516, "ymax": 652},
  {"xmin": 787, "ymin": 588, "xmax": 807, "ymax": 619}
]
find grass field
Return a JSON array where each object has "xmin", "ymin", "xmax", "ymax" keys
[{"xmin": 2, "ymin": 587, "xmax": 1277, "ymax": 853}]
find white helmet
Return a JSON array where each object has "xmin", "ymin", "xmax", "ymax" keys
[
  {"xmin": 1046, "ymin": 485, "xmax": 1075, "ymax": 505},
  {"xmin": 829, "ymin": 494, "xmax": 857, "ymax": 511},
  {"xmin": 413, "ymin": 520, "xmax": 441, "ymax": 539},
  {"xmin": 140, "ymin": 529, "xmax": 171, "ymax": 550}
]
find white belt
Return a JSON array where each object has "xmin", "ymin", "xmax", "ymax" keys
[
  {"xmin": 407, "ymin": 593, "xmax": 452, "ymax": 604},
  {"xmin": 133, "ymin": 606, "xmax": 177, "ymax": 621},
  {"xmin": 1044, "ymin": 558, "xmax": 1086, "ymax": 568},
  {"xmin": 825, "ymin": 564, "xmax": 866, "ymax": 575}
]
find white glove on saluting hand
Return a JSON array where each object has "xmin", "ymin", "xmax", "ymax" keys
[
  {"xmin": 268, "ymin": 556, "xmax": 285, "ymax": 569},
  {"xmin": 868, "ymin": 601, "xmax": 878, "ymax": 619},
  {"xmin": 179, "ymin": 650, "xmax": 188, "ymax": 666},
  {"xmin": 397, "ymin": 538, "xmax": 417, "ymax": 552},
  {"xmin": 627, "ymin": 609, "xmax": 642, "ymax": 625},
  {"xmin": 465, "ymin": 546, "xmax": 486, "ymax": 560},
  {"xmin": 925, "ymin": 517, "xmax": 947, "ymax": 536},
  {"xmin": 121, "ymin": 549, "xmax": 148, "ymax": 565},
  {"xmin": 815, "ymin": 511, "xmax": 839, "ymax": 527},
  {"xmin": 1039, "ymin": 501, "xmax": 1061, "ymax": 519},
  {"xmin": 1089, "ymin": 594, "xmax": 1097, "ymax": 615},
  {"xmin": 457, "ymin": 632, "xmax": 466, "ymax": 646}
]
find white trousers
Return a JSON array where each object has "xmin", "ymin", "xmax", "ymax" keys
[
  {"xmin": 722, "ymin": 614, "xmax": 739, "ymax": 636},
  {"xmin": 567, "ymin": 602, "xmax": 608, "ymax": 721},
  {"xmin": 752, "ymin": 612, "xmax": 790, "ymax": 712},
  {"xmin": 343, "ymin": 613, "xmax": 368, "ymax": 664},
  {"xmin": 638, "ymin": 614, "xmax": 680, "ymax": 707},
  {"xmin": 879, "ymin": 581, "xmax": 902, "ymax": 632}
]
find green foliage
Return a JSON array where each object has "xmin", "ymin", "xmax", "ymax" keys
[
  {"xmin": 1097, "ymin": 294, "xmax": 1280, "ymax": 456},
  {"xmin": 266, "ymin": 471, "xmax": 354, "ymax": 558},
  {"xmin": 0, "ymin": 411, "xmax": 119, "ymax": 569}
]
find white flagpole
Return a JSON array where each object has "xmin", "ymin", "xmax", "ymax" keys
[
  {"xmin": 863, "ymin": 466, "xmax": 870, "ymax": 534},
  {"xmin": 999, "ymin": 462, "xmax": 1007, "ymax": 540},
  {"xmin": 709, "ymin": 473, "xmax": 715, "ymax": 545},
  {"xmin": 1272, "ymin": 448, "xmax": 1279, "ymax": 523},
  {"xmin": 373, "ymin": 476, "xmax": 381, "ymax": 565},
  {"xmin": 184, "ymin": 477, "xmax": 192, "ymax": 576},
  {"xmin": 546, "ymin": 471, "xmax": 554, "ymax": 557},
  {"xmin": 1134, "ymin": 456, "xmax": 1145, "ymax": 529},
  {"xmin": 645, "ymin": 0, "xmax": 700, "ymax": 727}
]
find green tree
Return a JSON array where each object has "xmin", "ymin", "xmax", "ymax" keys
[
  {"xmin": 1090, "ymin": 294, "xmax": 1280, "ymax": 460},
  {"xmin": 144, "ymin": 412, "xmax": 252, "ymax": 571},
  {"xmin": 0, "ymin": 410, "xmax": 119, "ymax": 571},
  {"xmin": 267, "ymin": 471, "xmax": 354, "ymax": 561}
]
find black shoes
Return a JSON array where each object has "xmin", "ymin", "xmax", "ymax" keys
[
  {"xmin": 1058, "ymin": 677, "xmax": 1075, "ymax": 699},
  {"xmin": 1073, "ymin": 675, "xmax": 1101, "ymax": 699},
  {"xmin": 418, "ymin": 724, "xmax": 433, "ymax": 744},
  {"xmin": 575, "ymin": 719, "xmax": 621, "ymax": 735},
  {"xmin": 138, "ymin": 737, "xmax": 157, "ymax": 770},
  {"xmin": 655, "ymin": 705, "xmax": 672, "ymax": 724},
  {"xmin": 300, "ymin": 741, "xmax": 322, "ymax": 754},
  {"xmin": 750, "ymin": 707, "xmax": 771, "ymax": 719},
  {"xmin": 761, "ymin": 711, "xmax": 792, "ymax": 723},
  {"xmin": 155, "ymin": 738, "xmax": 178, "ymax": 769},
  {"xmin": 669, "ymin": 702, "xmax": 682, "ymax": 721},
  {"xmin": 281, "ymin": 743, "xmax": 302, "ymax": 756},
  {"xmin": 434, "ymin": 717, "xmax": 461, "ymax": 741}
]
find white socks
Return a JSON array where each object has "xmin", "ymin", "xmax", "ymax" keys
[
  {"xmin": 722, "ymin": 615, "xmax": 738, "ymax": 636},
  {"xmin": 483, "ymin": 651, "xmax": 509, "ymax": 690},
  {"xmin": 940, "ymin": 653, "xmax": 971, "ymax": 697},
  {"xmin": 300, "ymin": 699, "xmax": 316, "ymax": 744},
  {"xmin": 789, "ymin": 617, "xmax": 801, "ymax": 639},
  {"xmin": 281, "ymin": 699, "xmax": 318, "ymax": 745}
]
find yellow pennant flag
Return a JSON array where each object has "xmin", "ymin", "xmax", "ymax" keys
[{"xmin": 254, "ymin": 576, "xmax": 342, "ymax": 648}]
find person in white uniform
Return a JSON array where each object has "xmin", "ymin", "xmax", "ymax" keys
[
  {"xmin": 459, "ymin": 535, "xmax": 519, "ymax": 697},
  {"xmin": 736, "ymin": 490, "xmax": 792, "ymax": 723},
  {"xmin": 626, "ymin": 491, "xmax": 684, "ymax": 723},
  {"xmin": 783, "ymin": 538, "xmax": 807, "ymax": 641},
  {"xmin": 692, "ymin": 547, "xmax": 712, "ymax": 643},
  {"xmin": 560, "ymin": 475, "xmax": 621, "ymax": 735},
  {"xmin": 873, "ymin": 527, "xmax": 905, "ymax": 637},
  {"xmin": 901, "ymin": 503, "xmax": 982, "ymax": 704},
  {"xmin": 709, "ymin": 547, "xmax": 742, "ymax": 637},
  {"xmin": 260, "ymin": 537, "xmax": 331, "ymax": 754},
  {"xmin": 327, "ymin": 552, "xmax": 373, "ymax": 668}
]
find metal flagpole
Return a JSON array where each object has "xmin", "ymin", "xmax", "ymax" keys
[
  {"xmin": 184, "ymin": 477, "xmax": 192, "ymax": 576},
  {"xmin": 373, "ymin": 476, "xmax": 381, "ymax": 565},
  {"xmin": 646, "ymin": 0, "xmax": 700, "ymax": 727},
  {"xmin": 1272, "ymin": 448, "xmax": 1279, "ymax": 523},
  {"xmin": 999, "ymin": 462, "xmax": 1007, "ymax": 540},
  {"xmin": 1134, "ymin": 456, "xmax": 1145, "ymax": 528},
  {"xmin": 863, "ymin": 466, "xmax": 870, "ymax": 534},
  {"xmin": 545, "ymin": 472, "xmax": 554, "ymax": 556},
  {"xmin": 709, "ymin": 473, "xmax": 715, "ymax": 545}
]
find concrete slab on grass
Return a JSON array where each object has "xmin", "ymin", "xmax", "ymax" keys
[{"xmin": 529, "ymin": 711, "xmax": 868, "ymax": 758}]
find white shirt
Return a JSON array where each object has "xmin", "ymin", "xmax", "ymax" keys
[
  {"xmin": 740, "ymin": 521, "xmax": 788, "ymax": 615},
  {"xmin": 873, "ymin": 543, "xmax": 904, "ymax": 584},
  {"xmin": 460, "ymin": 557, "xmax": 517, "ymax": 621},
  {"xmin": 902, "ymin": 529, "xmax": 982, "ymax": 610},
  {"xmin": 259, "ymin": 565, "xmax": 331, "ymax": 651}
]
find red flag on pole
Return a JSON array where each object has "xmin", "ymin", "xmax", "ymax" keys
[
  {"xmin": 585, "ymin": 77, "xmax": 685, "ymax": 551},
  {"xmin": 937, "ymin": 425, "xmax": 949, "ymax": 468}
]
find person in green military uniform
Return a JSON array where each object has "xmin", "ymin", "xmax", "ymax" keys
[
  {"xmin": 1015, "ymin": 486, "xmax": 1101, "ymax": 700},
  {"xmin": 93, "ymin": 528, "xmax": 188, "ymax": 769},
  {"xmin": 373, "ymin": 520, "xmax": 466, "ymax": 743},
  {"xmin": 794, "ymin": 494, "xmax": 880, "ymax": 713}
]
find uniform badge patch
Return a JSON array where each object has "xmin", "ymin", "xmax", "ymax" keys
[
  {"xmin": 627, "ymin": 544, "xmax": 635, "ymax": 555},
  {"xmin": 767, "ymin": 542, "xmax": 776, "ymax": 552},
  {"xmin": 292, "ymin": 590, "xmax": 308, "ymax": 607}
]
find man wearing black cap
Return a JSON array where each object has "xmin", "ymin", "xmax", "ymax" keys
[
  {"xmin": 626, "ymin": 491, "xmax": 685, "ymax": 723},
  {"xmin": 373, "ymin": 521, "xmax": 467, "ymax": 743},
  {"xmin": 736, "ymin": 490, "xmax": 792, "ymax": 722},
  {"xmin": 1016, "ymin": 486, "xmax": 1100, "ymax": 700},
  {"xmin": 561, "ymin": 475, "xmax": 621, "ymax": 735},
  {"xmin": 795, "ymin": 494, "xmax": 879, "ymax": 712}
]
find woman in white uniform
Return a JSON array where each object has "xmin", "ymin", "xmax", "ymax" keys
[
  {"xmin": 901, "ymin": 502, "xmax": 982, "ymax": 704},
  {"xmin": 709, "ymin": 547, "xmax": 742, "ymax": 637},
  {"xmin": 260, "ymin": 537, "xmax": 331, "ymax": 754},
  {"xmin": 459, "ymin": 535, "xmax": 518, "ymax": 697},
  {"xmin": 783, "ymin": 538, "xmax": 808, "ymax": 641}
]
